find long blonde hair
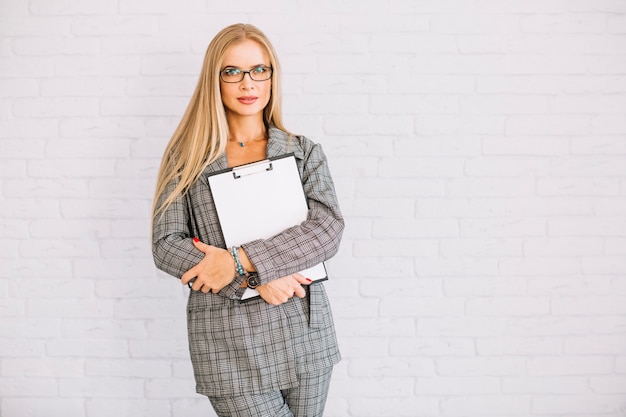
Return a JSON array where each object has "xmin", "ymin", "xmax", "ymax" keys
[{"xmin": 152, "ymin": 23, "xmax": 289, "ymax": 221}]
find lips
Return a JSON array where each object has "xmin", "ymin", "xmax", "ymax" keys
[{"xmin": 237, "ymin": 96, "xmax": 258, "ymax": 104}]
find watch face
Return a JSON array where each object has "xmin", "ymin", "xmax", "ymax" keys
[{"xmin": 247, "ymin": 273, "xmax": 260, "ymax": 289}]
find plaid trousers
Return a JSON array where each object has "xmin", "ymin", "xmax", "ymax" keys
[{"xmin": 208, "ymin": 366, "xmax": 333, "ymax": 417}]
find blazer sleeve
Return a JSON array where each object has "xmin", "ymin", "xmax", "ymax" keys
[
  {"xmin": 241, "ymin": 141, "xmax": 345, "ymax": 284},
  {"xmin": 151, "ymin": 177, "xmax": 244, "ymax": 300}
]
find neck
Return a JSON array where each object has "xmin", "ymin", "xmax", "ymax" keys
[{"xmin": 227, "ymin": 115, "xmax": 267, "ymax": 144}]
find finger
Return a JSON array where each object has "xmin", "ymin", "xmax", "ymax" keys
[
  {"xmin": 191, "ymin": 277, "xmax": 205, "ymax": 292},
  {"xmin": 201, "ymin": 285, "xmax": 211, "ymax": 294},
  {"xmin": 192, "ymin": 237, "xmax": 209, "ymax": 252},
  {"xmin": 294, "ymin": 285, "xmax": 306, "ymax": 298},
  {"xmin": 181, "ymin": 266, "xmax": 198, "ymax": 285},
  {"xmin": 292, "ymin": 273, "xmax": 313, "ymax": 285}
]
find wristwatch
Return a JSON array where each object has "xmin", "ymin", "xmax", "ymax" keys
[{"xmin": 246, "ymin": 272, "xmax": 260, "ymax": 289}]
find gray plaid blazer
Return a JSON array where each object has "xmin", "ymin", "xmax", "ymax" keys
[{"xmin": 152, "ymin": 126, "xmax": 344, "ymax": 397}]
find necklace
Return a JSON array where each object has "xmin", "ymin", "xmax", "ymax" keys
[{"xmin": 230, "ymin": 134, "xmax": 267, "ymax": 148}]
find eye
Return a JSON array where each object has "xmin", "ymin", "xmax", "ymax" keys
[
  {"xmin": 222, "ymin": 67, "xmax": 241, "ymax": 77},
  {"xmin": 252, "ymin": 66, "xmax": 268, "ymax": 74}
]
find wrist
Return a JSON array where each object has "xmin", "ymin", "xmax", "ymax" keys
[
  {"xmin": 230, "ymin": 246, "xmax": 245, "ymax": 276},
  {"xmin": 237, "ymin": 247, "xmax": 256, "ymax": 272}
]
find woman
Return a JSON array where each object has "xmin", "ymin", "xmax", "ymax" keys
[{"xmin": 151, "ymin": 23, "xmax": 344, "ymax": 417}]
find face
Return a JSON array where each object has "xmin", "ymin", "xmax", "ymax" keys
[{"xmin": 219, "ymin": 39, "xmax": 272, "ymax": 121}]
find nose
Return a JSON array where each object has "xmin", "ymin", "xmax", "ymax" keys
[{"xmin": 240, "ymin": 73, "xmax": 254, "ymax": 89}]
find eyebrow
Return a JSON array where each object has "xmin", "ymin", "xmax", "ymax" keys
[{"xmin": 222, "ymin": 64, "xmax": 269, "ymax": 69}]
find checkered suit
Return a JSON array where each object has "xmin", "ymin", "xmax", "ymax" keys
[{"xmin": 152, "ymin": 126, "xmax": 344, "ymax": 398}]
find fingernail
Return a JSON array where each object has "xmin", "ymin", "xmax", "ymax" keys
[
  {"xmin": 193, "ymin": 237, "xmax": 199, "ymax": 242},
  {"xmin": 306, "ymin": 278, "xmax": 312, "ymax": 283}
]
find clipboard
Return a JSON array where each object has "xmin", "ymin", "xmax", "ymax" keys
[{"xmin": 207, "ymin": 153, "xmax": 327, "ymax": 301}]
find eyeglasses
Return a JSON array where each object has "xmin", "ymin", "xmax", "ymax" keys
[{"xmin": 220, "ymin": 66, "xmax": 273, "ymax": 83}]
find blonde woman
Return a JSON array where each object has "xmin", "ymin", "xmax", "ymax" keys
[{"xmin": 151, "ymin": 24, "xmax": 344, "ymax": 417}]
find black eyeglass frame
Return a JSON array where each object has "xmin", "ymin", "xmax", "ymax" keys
[{"xmin": 219, "ymin": 66, "xmax": 273, "ymax": 83}]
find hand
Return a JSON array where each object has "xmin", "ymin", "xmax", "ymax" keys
[
  {"xmin": 181, "ymin": 238, "xmax": 236, "ymax": 294},
  {"xmin": 256, "ymin": 273, "xmax": 312, "ymax": 306}
]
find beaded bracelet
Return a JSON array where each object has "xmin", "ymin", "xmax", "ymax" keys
[{"xmin": 230, "ymin": 246, "xmax": 245, "ymax": 276}]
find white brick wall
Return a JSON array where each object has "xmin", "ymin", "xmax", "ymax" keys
[{"xmin": 1, "ymin": 0, "xmax": 626, "ymax": 416}]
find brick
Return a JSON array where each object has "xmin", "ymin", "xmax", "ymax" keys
[
  {"xmin": 460, "ymin": 218, "xmax": 546, "ymax": 237},
  {"xmin": 86, "ymin": 399, "xmax": 172, "ymax": 417},
  {"xmin": 381, "ymin": 156, "xmax": 464, "ymax": 177},
  {"xmin": 528, "ymin": 356, "xmax": 614, "ymax": 376},
  {"xmin": 335, "ymin": 318, "xmax": 416, "ymax": 338},
  {"xmin": 2, "ymin": 358, "xmax": 83, "ymax": 377},
  {"xmin": 505, "ymin": 115, "xmax": 591, "ymax": 135},
  {"xmin": 507, "ymin": 197, "xmax": 593, "ymax": 216},
  {"xmin": 441, "ymin": 396, "xmax": 531, "ymax": 416},
  {"xmin": 464, "ymin": 157, "xmax": 550, "ymax": 176},
  {"xmin": 461, "ymin": 95, "xmax": 550, "ymax": 114},
  {"xmin": 380, "ymin": 296, "xmax": 465, "ymax": 317},
  {"xmin": 416, "ymin": 198, "xmax": 507, "ymax": 218},
  {"xmin": 61, "ymin": 319, "xmax": 147, "ymax": 340},
  {"xmin": 539, "ymin": 179, "xmax": 620, "ymax": 196},
  {"xmin": 532, "ymin": 395, "xmax": 622, "ymax": 414},
  {"xmin": 47, "ymin": 338, "xmax": 128, "ymax": 358},
  {"xmin": 0, "ymin": 17, "xmax": 70, "ymax": 36},
  {"xmin": 608, "ymin": 15, "xmax": 626, "ymax": 33},
  {"xmin": 500, "ymin": 257, "xmax": 581, "ymax": 276},
  {"xmin": 338, "ymin": 337, "xmax": 388, "ymax": 359},
  {"xmin": 507, "ymin": 317, "xmax": 594, "ymax": 337},
  {"xmin": 348, "ymin": 358, "xmax": 436, "ymax": 377},
  {"xmin": 522, "ymin": 14, "xmax": 607, "ymax": 33},
  {"xmin": 333, "ymin": 376, "xmax": 414, "ymax": 398},
  {"xmin": 330, "ymin": 297, "xmax": 380, "ymax": 318},
  {"xmin": 60, "ymin": 377, "xmax": 144, "ymax": 398},
  {"xmin": 1, "ymin": 399, "xmax": 85, "ymax": 417},
  {"xmin": 30, "ymin": 0, "xmax": 116, "ymax": 15},
  {"xmin": 477, "ymin": 337, "xmax": 562, "ymax": 355},
  {"xmin": 324, "ymin": 114, "xmax": 414, "ymax": 136},
  {"xmin": 118, "ymin": 0, "xmax": 206, "ymax": 14},
  {"xmin": 390, "ymin": 337, "xmax": 476, "ymax": 357},
  {"xmin": 0, "ymin": 79, "xmax": 40, "ymax": 97},
  {"xmin": 571, "ymin": 136, "xmax": 626, "ymax": 155},
  {"xmin": 549, "ymin": 217, "xmax": 626, "ymax": 236},
  {"xmin": 416, "ymin": 115, "xmax": 506, "ymax": 135},
  {"xmin": 360, "ymin": 277, "xmax": 441, "ymax": 298},
  {"xmin": 302, "ymin": 74, "xmax": 386, "ymax": 94},
  {"xmin": 419, "ymin": 318, "xmax": 509, "ymax": 337},
  {"xmin": 129, "ymin": 340, "xmax": 193, "ymax": 360},
  {"xmin": 85, "ymin": 359, "xmax": 171, "ymax": 378},
  {"xmin": 565, "ymin": 335, "xmax": 626, "ymax": 355},
  {"xmin": 59, "ymin": 117, "xmax": 145, "ymax": 138},
  {"xmin": 10, "ymin": 279, "xmax": 94, "ymax": 299},
  {"xmin": 443, "ymin": 277, "xmax": 526, "ymax": 297},
  {"xmin": 527, "ymin": 276, "xmax": 612, "ymax": 296},
  {"xmin": 482, "ymin": 136, "xmax": 569, "ymax": 156},
  {"xmin": 0, "ymin": 160, "xmax": 26, "ymax": 178},
  {"xmin": 13, "ymin": 98, "xmax": 99, "ymax": 118},
  {"xmin": 54, "ymin": 55, "xmax": 141, "ymax": 77},
  {"xmin": 466, "ymin": 297, "xmax": 550, "ymax": 316},
  {"xmin": 441, "ymin": 238, "xmax": 523, "ymax": 257},
  {"xmin": 373, "ymin": 218, "xmax": 458, "ymax": 238},
  {"xmin": 349, "ymin": 397, "xmax": 439, "ymax": 417},
  {"xmin": 27, "ymin": 299, "xmax": 112, "ymax": 318},
  {"xmin": 589, "ymin": 376, "xmax": 626, "ymax": 394},
  {"xmin": 503, "ymin": 376, "xmax": 589, "ymax": 394},
  {"xmin": 356, "ymin": 178, "xmax": 444, "ymax": 198},
  {"xmin": 353, "ymin": 239, "xmax": 439, "ymax": 257},
  {"xmin": 115, "ymin": 299, "xmax": 185, "ymax": 320},
  {"xmin": 417, "ymin": 376, "xmax": 500, "ymax": 395},
  {"xmin": 0, "ymin": 122, "xmax": 54, "ymax": 142},
  {"xmin": 446, "ymin": 178, "xmax": 535, "ymax": 197}
]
